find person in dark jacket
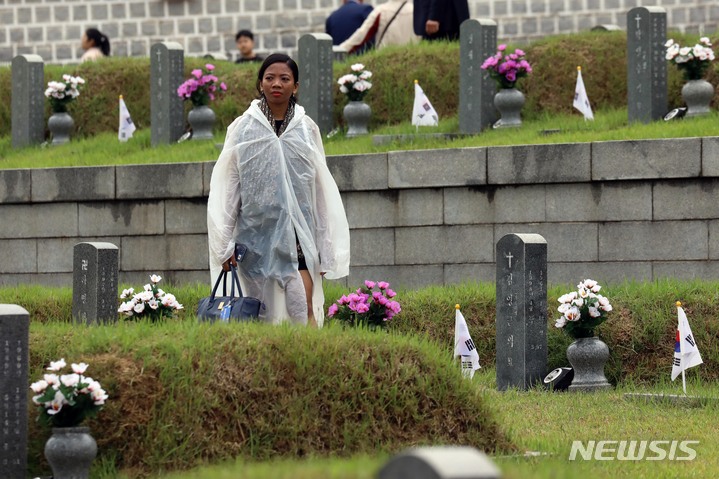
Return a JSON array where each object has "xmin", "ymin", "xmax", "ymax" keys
[
  {"xmin": 413, "ymin": 0, "xmax": 469, "ymax": 41},
  {"xmin": 326, "ymin": 0, "xmax": 374, "ymax": 47}
]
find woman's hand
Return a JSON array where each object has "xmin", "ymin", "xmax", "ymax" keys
[{"xmin": 222, "ymin": 254, "xmax": 238, "ymax": 271}]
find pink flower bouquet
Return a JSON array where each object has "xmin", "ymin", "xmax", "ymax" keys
[
  {"xmin": 327, "ymin": 280, "xmax": 400, "ymax": 329},
  {"xmin": 177, "ymin": 64, "xmax": 227, "ymax": 107},
  {"xmin": 481, "ymin": 44, "xmax": 532, "ymax": 89}
]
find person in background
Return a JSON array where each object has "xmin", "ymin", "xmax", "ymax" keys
[
  {"xmin": 235, "ymin": 29, "xmax": 263, "ymax": 63},
  {"xmin": 326, "ymin": 0, "xmax": 374, "ymax": 50},
  {"xmin": 413, "ymin": 0, "xmax": 469, "ymax": 41},
  {"xmin": 207, "ymin": 54, "xmax": 350, "ymax": 327},
  {"xmin": 339, "ymin": 0, "xmax": 419, "ymax": 54},
  {"xmin": 80, "ymin": 28, "xmax": 110, "ymax": 62}
]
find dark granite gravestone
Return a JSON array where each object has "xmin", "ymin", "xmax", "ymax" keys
[
  {"xmin": 11, "ymin": 54, "xmax": 45, "ymax": 148},
  {"xmin": 377, "ymin": 446, "xmax": 501, "ymax": 479},
  {"xmin": 627, "ymin": 6, "xmax": 667, "ymax": 124},
  {"xmin": 0, "ymin": 304, "xmax": 30, "ymax": 478},
  {"xmin": 496, "ymin": 233, "xmax": 548, "ymax": 391},
  {"xmin": 459, "ymin": 19, "xmax": 498, "ymax": 134},
  {"xmin": 72, "ymin": 242, "xmax": 119, "ymax": 325},
  {"xmin": 150, "ymin": 42, "xmax": 185, "ymax": 146},
  {"xmin": 298, "ymin": 33, "xmax": 334, "ymax": 135}
]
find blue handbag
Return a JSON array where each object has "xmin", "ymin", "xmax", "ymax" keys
[{"xmin": 196, "ymin": 264, "xmax": 264, "ymax": 323}]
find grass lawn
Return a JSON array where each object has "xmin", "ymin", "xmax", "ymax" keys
[
  {"xmin": 153, "ymin": 370, "xmax": 717, "ymax": 479},
  {"xmin": 2, "ymin": 108, "xmax": 719, "ymax": 169}
]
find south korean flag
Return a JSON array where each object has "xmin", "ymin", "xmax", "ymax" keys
[{"xmin": 454, "ymin": 305, "xmax": 481, "ymax": 379}]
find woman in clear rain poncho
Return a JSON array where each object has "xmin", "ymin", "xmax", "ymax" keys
[{"xmin": 207, "ymin": 53, "xmax": 350, "ymax": 327}]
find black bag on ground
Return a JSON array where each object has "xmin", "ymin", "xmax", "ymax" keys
[{"xmin": 197, "ymin": 265, "xmax": 264, "ymax": 323}]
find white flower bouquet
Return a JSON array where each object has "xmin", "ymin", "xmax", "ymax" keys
[
  {"xmin": 554, "ymin": 279, "xmax": 613, "ymax": 339},
  {"xmin": 44, "ymin": 74, "xmax": 85, "ymax": 113},
  {"xmin": 337, "ymin": 63, "xmax": 373, "ymax": 102},
  {"xmin": 30, "ymin": 359, "xmax": 108, "ymax": 428},
  {"xmin": 665, "ymin": 37, "xmax": 716, "ymax": 81},
  {"xmin": 117, "ymin": 274, "xmax": 183, "ymax": 322}
]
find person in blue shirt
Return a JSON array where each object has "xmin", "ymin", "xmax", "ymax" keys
[
  {"xmin": 413, "ymin": 0, "xmax": 469, "ymax": 41},
  {"xmin": 326, "ymin": 0, "xmax": 375, "ymax": 51}
]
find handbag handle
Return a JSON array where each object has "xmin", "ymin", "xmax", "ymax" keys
[{"xmin": 210, "ymin": 265, "xmax": 246, "ymax": 301}]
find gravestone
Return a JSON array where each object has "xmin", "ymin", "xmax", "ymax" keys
[
  {"xmin": 377, "ymin": 446, "xmax": 501, "ymax": 479},
  {"xmin": 298, "ymin": 33, "xmax": 334, "ymax": 135},
  {"xmin": 11, "ymin": 54, "xmax": 45, "ymax": 148},
  {"xmin": 627, "ymin": 6, "xmax": 667, "ymax": 124},
  {"xmin": 72, "ymin": 242, "xmax": 119, "ymax": 325},
  {"xmin": 333, "ymin": 45, "xmax": 348, "ymax": 63},
  {"xmin": 496, "ymin": 233, "xmax": 547, "ymax": 391},
  {"xmin": 459, "ymin": 19, "xmax": 498, "ymax": 134},
  {"xmin": 150, "ymin": 42, "xmax": 185, "ymax": 146},
  {"xmin": 0, "ymin": 305, "xmax": 30, "ymax": 478}
]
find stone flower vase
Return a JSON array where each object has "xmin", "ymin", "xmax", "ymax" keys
[
  {"xmin": 188, "ymin": 104, "xmax": 216, "ymax": 140},
  {"xmin": 682, "ymin": 79, "xmax": 714, "ymax": 118},
  {"xmin": 48, "ymin": 111, "xmax": 75, "ymax": 145},
  {"xmin": 493, "ymin": 88, "xmax": 525, "ymax": 128},
  {"xmin": 343, "ymin": 100, "xmax": 371, "ymax": 137},
  {"xmin": 566, "ymin": 336, "xmax": 612, "ymax": 392},
  {"xmin": 44, "ymin": 427, "xmax": 98, "ymax": 479}
]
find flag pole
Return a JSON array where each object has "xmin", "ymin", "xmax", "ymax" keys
[
  {"xmin": 677, "ymin": 301, "xmax": 687, "ymax": 395},
  {"xmin": 414, "ymin": 80, "xmax": 419, "ymax": 133}
]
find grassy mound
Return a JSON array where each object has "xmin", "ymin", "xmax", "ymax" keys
[
  {"xmin": 9, "ymin": 278, "xmax": 719, "ymax": 388},
  {"xmin": 2, "ymin": 30, "xmax": 717, "ymax": 139},
  {"xmin": 27, "ymin": 321, "xmax": 512, "ymax": 477}
]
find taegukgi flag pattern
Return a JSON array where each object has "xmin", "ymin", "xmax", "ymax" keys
[
  {"xmin": 412, "ymin": 80, "xmax": 439, "ymax": 126},
  {"xmin": 671, "ymin": 303, "xmax": 703, "ymax": 381},
  {"xmin": 119, "ymin": 95, "xmax": 136, "ymax": 142},
  {"xmin": 454, "ymin": 304, "xmax": 481, "ymax": 378},
  {"xmin": 573, "ymin": 66, "xmax": 594, "ymax": 121}
]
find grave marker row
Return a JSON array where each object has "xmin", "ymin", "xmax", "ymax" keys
[{"xmin": 10, "ymin": 11, "xmax": 671, "ymax": 146}]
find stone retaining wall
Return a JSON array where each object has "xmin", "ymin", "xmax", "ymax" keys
[
  {"xmin": 1, "ymin": 0, "xmax": 717, "ymax": 64},
  {"xmin": 3, "ymin": 137, "xmax": 719, "ymax": 288}
]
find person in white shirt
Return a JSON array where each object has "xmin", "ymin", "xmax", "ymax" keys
[
  {"xmin": 80, "ymin": 28, "xmax": 110, "ymax": 62},
  {"xmin": 340, "ymin": 0, "xmax": 419, "ymax": 54}
]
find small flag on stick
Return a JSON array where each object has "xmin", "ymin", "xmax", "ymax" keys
[
  {"xmin": 454, "ymin": 304, "xmax": 481, "ymax": 379},
  {"xmin": 573, "ymin": 66, "xmax": 594, "ymax": 121},
  {"xmin": 671, "ymin": 301, "xmax": 703, "ymax": 394},
  {"xmin": 412, "ymin": 80, "xmax": 439, "ymax": 127},
  {"xmin": 118, "ymin": 95, "xmax": 136, "ymax": 142}
]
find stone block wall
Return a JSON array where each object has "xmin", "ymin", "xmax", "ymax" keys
[
  {"xmin": 3, "ymin": 137, "xmax": 719, "ymax": 289},
  {"xmin": 1, "ymin": 0, "xmax": 717, "ymax": 64}
]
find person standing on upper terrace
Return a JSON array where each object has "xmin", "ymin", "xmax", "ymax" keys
[
  {"xmin": 413, "ymin": 0, "xmax": 469, "ymax": 41},
  {"xmin": 235, "ymin": 29, "xmax": 263, "ymax": 64},
  {"xmin": 339, "ymin": 0, "xmax": 419, "ymax": 54},
  {"xmin": 80, "ymin": 28, "xmax": 110, "ymax": 62},
  {"xmin": 326, "ymin": 0, "xmax": 375, "ymax": 52}
]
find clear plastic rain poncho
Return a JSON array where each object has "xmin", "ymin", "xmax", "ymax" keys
[{"xmin": 207, "ymin": 100, "xmax": 350, "ymax": 326}]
